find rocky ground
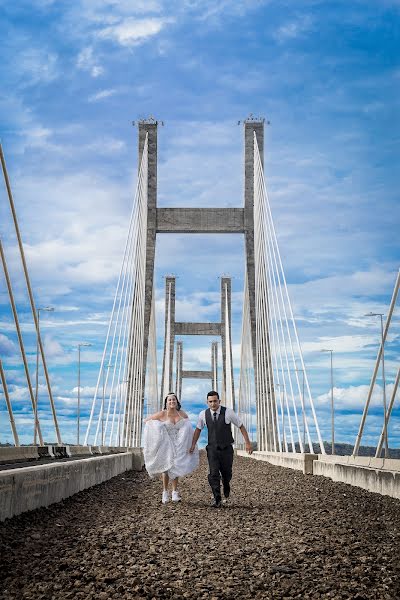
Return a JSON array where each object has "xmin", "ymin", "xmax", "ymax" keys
[{"xmin": 1, "ymin": 452, "xmax": 400, "ymax": 599}]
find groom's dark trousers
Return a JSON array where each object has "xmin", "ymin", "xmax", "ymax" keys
[{"xmin": 205, "ymin": 407, "xmax": 234, "ymax": 501}]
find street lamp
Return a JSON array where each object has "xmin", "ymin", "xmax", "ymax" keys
[
  {"xmin": 321, "ymin": 349, "xmax": 335, "ymax": 455},
  {"xmin": 77, "ymin": 342, "xmax": 92, "ymax": 445},
  {"xmin": 364, "ymin": 312, "xmax": 389, "ymax": 458},
  {"xmin": 34, "ymin": 306, "xmax": 54, "ymax": 445}
]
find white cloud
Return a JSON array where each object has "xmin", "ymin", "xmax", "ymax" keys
[
  {"xmin": 76, "ymin": 46, "xmax": 104, "ymax": 77},
  {"xmin": 288, "ymin": 268, "xmax": 399, "ymax": 321},
  {"xmin": 96, "ymin": 17, "xmax": 173, "ymax": 47},
  {"xmin": 188, "ymin": 0, "xmax": 268, "ymax": 22},
  {"xmin": 7, "ymin": 384, "xmax": 32, "ymax": 402},
  {"xmin": 24, "ymin": 126, "xmax": 53, "ymax": 148},
  {"xmin": 316, "ymin": 382, "xmax": 399, "ymax": 412},
  {"xmin": 273, "ymin": 15, "xmax": 313, "ymax": 43},
  {"xmin": 71, "ymin": 385, "xmax": 97, "ymax": 396},
  {"xmin": 88, "ymin": 88, "xmax": 118, "ymax": 102},
  {"xmin": 18, "ymin": 48, "xmax": 59, "ymax": 85},
  {"xmin": 302, "ymin": 334, "xmax": 378, "ymax": 355},
  {"xmin": 0, "ymin": 334, "xmax": 16, "ymax": 356},
  {"xmin": 43, "ymin": 335, "xmax": 65, "ymax": 358},
  {"xmin": 79, "ymin": 0, "xmax": 163, "ymax": 19},
  {"xmin": 88, "ymin": 136, "xmax": 127, "ymax": 153}
]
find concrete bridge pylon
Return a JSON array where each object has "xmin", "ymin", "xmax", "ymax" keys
[
  {"xmin": 174, "ymin": 339, "xmax": 219, "ymax": 402},
  {"xmin": 127, "ymin": 118, "xmax": 276, "ymax": 445},
  {"xmin": 160, "ymin": 276, "xmax": 234, "ymax": 408}
]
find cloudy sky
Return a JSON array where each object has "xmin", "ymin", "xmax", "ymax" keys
[{"xmin": 0, "ymin": 0, "xmax": 399, "ymax": 449}]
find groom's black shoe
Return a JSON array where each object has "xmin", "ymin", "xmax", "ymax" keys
[
  {"xmin": 223, "ymin": 483, "xmax": 230, "ymax": 499},
  {"xmin": 211, "ymin": 497, "xmax": 222, "ymax": 508}
]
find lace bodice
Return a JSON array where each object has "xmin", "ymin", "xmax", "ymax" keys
[
  {"xmin": 164, "ymin": 418, "xmax": 185, "ymax": 430},
  {"xmin": 164, "ymin": 419, "xmax": 186, "ymax": 444}
]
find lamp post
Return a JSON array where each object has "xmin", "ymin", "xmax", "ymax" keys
[
  {"xmin": 77, "ymin": 342, "xmax": 92, "ymax": 445},
  {"xmin": 34, "ymin": 306, "xmax": 54, "ymax": 445},
  {"xmin": 321, "ymin": 349, "xmax": 335, "ymax": 455},
  {"xmin": 364, "ymin": 312, "xmax": 389, "ymax": 458}
]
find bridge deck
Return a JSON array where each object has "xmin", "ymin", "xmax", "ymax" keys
[{"xmin": 1, "ymin": 452, "xmax": 400, "ymax": 599}]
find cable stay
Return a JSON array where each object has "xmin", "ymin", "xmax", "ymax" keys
[
  {"xmin": 145, "ymin": 285, "xmax": 159, "ymax": 418},
  {"xmin": 0, "ymin": 143, "xmax": 61, "ymax": 445},
  {"xmin": 353, "ymin": 268, "xmax": 400, "ymax": 457},
  {"xmin": 252, "ymin": 134, "xmax": 325, "ymax": 454},
  {"xmin": 236, "ymin": 274, "xmax": 254, "ymax": 448},
  {"xmin": 84, "ymin": 135, "xmax": 150, "ymax": 447},
  {"xmin": 223, "ymin": 280, "xmax": 234, "ymax": 410}
]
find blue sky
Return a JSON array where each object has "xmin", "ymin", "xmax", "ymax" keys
[{"xmin": 0, "ymin": 0, "xmax": 399, "ymax": 448}]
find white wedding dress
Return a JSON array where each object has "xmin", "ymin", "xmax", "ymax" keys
[{"xmin": 143, "ymin": 418, "xmax": 199, "ymax": 480}]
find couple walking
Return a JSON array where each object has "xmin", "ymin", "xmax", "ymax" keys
[{"xmin": 143, "ymin": 390, "xmax": 253, "ymax": 507}]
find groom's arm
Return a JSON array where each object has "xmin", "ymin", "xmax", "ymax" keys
[
  {"xmin": 228, "ymin": 409, "xmax": 253, "ymax": 455},
  {"xmin": 189, "ymin": 428, "xmax": 201, "ymax": 453},
  {"xmin": 239, "ymin": 424, "xmax": 253, "ymax": 455}
]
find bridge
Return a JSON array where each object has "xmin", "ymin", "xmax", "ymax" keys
[{"xmin": 1, "ymin": 118, "xmax": 400, "ymax": 598}]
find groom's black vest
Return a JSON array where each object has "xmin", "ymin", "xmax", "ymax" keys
[{"xmin": 205, "ymin": 406, "xmax": 234, "ymax": 449}]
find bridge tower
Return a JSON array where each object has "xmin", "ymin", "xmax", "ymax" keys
[
  {"xmin": 174, "ymin": 340, "xmax": 218, "ymax": 401},
  {"xmin": 123, "ymin": 121, "xmax": 158, "ymax": 445},
  {"xmin": 244, "ymin": 120, "xmax": 277, "ymax": 450},
  {"xmin": 160, "ymin": 276, "xmax": 233, "ymax": 407},
  {"xmin": 126, "ymin": 118, "xmax": 277, "ymax": 447}
]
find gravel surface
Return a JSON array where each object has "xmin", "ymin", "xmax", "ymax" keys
[{"xmin": 1, "ymin": 452, "xmax": 400, "ymax": 599}]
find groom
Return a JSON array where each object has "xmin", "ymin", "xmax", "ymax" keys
[{"xmin": 190, "ymin": 390, "xmax": 253, "ymax": 508}]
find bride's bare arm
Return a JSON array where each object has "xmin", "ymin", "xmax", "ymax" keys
[{"xmin": 144, "ymin": 410, "xmax": 165, "ymax": 422}]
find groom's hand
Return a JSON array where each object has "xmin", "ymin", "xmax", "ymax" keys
[
  {"xmin": 189, "ymin": 445, "xmax": 195, "ymax": 454},
  {"xmin": 246, "ymin": 441, "xmax": 253, "ymax": 455}
]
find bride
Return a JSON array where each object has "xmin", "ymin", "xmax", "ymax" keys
[{"xmin": 143, "ymin": 392, "xmax": 199, "ymax": 504}]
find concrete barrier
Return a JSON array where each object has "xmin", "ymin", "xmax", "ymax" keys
[
  {"xmin": 37, "ymin": 446, "xmax": 55, "ymax": 459},
  {"xmin": 109, "ymin": 446, "xmax": 129, "ymax": 454},
  {"xmin": 237, "ymin": 450, "xmax": 318, "ymax": 474},
  {"xmin": 314, "ymin": 455, "xmax": 400, "ymax": 500},
  {"xmin": 65, "ymin": 445, "xmax": 93, "ymax": 457},
  {"xmin": 234, "ymin": 450, "xmax": 400, "ymax": 500},
  {"xmin": 52, "ymin": 446, "xmax": 70, "ymax": 459},
  {"xmin": 0, "ymin": 446, "xmax": 40, "ymax": 464},
  {"xmin": 0, "ymin": 449, "xmax": 144, "ymax": 521}
]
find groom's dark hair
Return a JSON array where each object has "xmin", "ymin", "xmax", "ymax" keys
[
  {"xmin": 207, "ymin": 390, "xmax": 219, "ymax": 399},
  {"xmin": 163, "ymin": 392, "xmax": 182, "ymax": 410}
]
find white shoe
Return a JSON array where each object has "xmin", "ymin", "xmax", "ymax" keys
[
  {"xmin": 162, "ymin": 491, "xmax": 170, "ymax": 504},
  {"xmin": 171, "ymin": 490, "xmax": 181, "ymax": 502}
]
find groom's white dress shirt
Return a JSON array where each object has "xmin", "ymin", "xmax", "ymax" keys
[{"xmin": 196, "ymin": 407, "xmax": 242, "ymax": 431}]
